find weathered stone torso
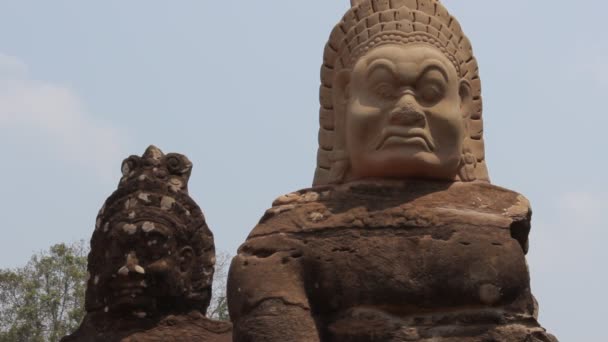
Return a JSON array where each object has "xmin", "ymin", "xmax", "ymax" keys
[
  {"xmin": 61, "ymin": 311, "xmax": 232, "ymax": 342},
  {"xmin": 229, "ymin": 181, "xmax": 556, "ymax": 341}
]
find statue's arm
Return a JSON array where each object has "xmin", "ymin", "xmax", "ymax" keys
[{"xmin": 227, "ymin": 238, "xmax": 320, "ymax": 342}]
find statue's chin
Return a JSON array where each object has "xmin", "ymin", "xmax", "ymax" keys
[
  {"xmin": 107, "ymin": 294, "xmax": 156, "ymax": 315},
  {"xmin": 349, "ymin": 150, "xmax": 460, "ymax": 181}
]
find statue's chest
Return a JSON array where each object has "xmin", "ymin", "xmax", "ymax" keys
[{"xmin": 302, "ymin": 225, "xmax": 530, "ymax": 314}]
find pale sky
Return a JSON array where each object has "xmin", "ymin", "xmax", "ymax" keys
[{"xmin": 1, "ymin": 1, "xmax": 606, "ymax": 340}]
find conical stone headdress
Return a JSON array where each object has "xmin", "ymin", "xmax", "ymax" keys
[{"xmin": 314, "ymin": 0, "xmax": 489, "ymax": 186}]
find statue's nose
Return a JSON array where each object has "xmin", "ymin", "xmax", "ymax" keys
[
  {"xmin": 390, "ymin": 95, "xmax": 426, "ymax": 127},
  {"xmin": 117, "ymin": 251, "xmax": 145, "ymax": 276}
]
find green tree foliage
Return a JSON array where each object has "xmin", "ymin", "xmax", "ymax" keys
[
  {"xmin": 0, "ymin": 241, "xmax": 88, "ymax": 342},
  {"xmin": 207, "ymin": 251, "xmax": 231, "ymax": 321}
]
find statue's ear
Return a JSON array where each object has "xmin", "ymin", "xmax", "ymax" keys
[
  {"xmin": 333, "ymin": 70, "xmax": 352, "ymax": 117},
  {"xmin": 459, "ymin": 79, "xmax": 473, "ymax": 119},
  {"xmin": 178, "ymin": 246, "xmax": 194, "ymax": 274}
]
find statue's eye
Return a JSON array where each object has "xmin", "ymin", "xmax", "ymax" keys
[
  {"xmin": 374, "ymin": 83, "xmax": 397, "ymax": 100},
  {"xmin": 416, "ymin": 68, "xmax": 447, "ymax": 105},
  {"xmin": 144, "ymin": 234, "xmax": 170, "ymax": 261},
  {"xmin": 418, "ymin": 83, "xmax": 444, "ymax": 105},
  {"xmin": 146, "ymin": 231, "xmax": 168, "ymax": 245}
]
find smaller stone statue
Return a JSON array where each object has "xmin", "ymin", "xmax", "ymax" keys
[{"xmin": 61, "ymin": 146, "xmax": 231, "ymax": 342}]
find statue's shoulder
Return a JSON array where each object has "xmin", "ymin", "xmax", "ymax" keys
[
  {"xmin": 246, "ymin": 187, "xmax": 331, "ymax": 239},
  {"xmin": 140, "ymin": 312, "xmax": 232, "ymax": 341},
  {"xmin": 247, "ymin": 181, "xmax": 531, "ymax": 241}
]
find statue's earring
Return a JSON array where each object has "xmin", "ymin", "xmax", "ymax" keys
[
  {"xmin": 459, "ymin": 145, "xmax": 477, "ymax": 182},
  {"xmin": 458, "ymin": 79, "xmax": 476, "ymax": 182}
]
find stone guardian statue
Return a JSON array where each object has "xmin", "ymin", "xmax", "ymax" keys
[
  {"xmin": 62, "ymin": 146, "xmax": 232, "ymax": 342},
  {"xmin": 227, "ymin": 1, "xmax": 557, "ymax": 341}
]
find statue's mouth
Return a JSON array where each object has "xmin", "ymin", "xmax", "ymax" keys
[
  {"xmin": 108, "ymin": 280, "xmax": 149, "ymax": 306},
  {"xmin": 376, "ymin": 128, "xmax": 435, "ymax": 152},
  {"xmin": 113, "ymin": 287, "xmax": 144, "ymax": 298}
]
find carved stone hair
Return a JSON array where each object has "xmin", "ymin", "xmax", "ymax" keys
[
  {"xmin": 85, "ymin": 145, "xmax": 216, "ymax": 314},
  {"xmin": 313, "ymin": 0, "xmax": 489, "ymax": 186}
]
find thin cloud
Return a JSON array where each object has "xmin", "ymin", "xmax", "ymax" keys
[
  {"xmin": 572, "ymin": 46, "xmax": 608, "ymax": 89},
  {"xmin": 557, "ymin": 192, "xmax": 608, "ymax": 225},
  {"xmin": 0, "ymin": 53, "xmax": 28, "ymax": 80},
  {"xmin": 0, "ymin": 53, "xmax": 128, "ymax": 181}
]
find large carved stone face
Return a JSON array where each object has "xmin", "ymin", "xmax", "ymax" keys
[
  {"xmin": 97, "ymin": 216, "xmax": 194, "ymax": 316},
  {"xmin": 342, "ymin": 44, "xmax": 470, "ymax": 181}
]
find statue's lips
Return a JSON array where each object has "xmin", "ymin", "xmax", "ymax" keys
[
  {"xmin": 376, "ymin": 128, "xmax": 435, "ymax": 152},
  {"xmin": 105, "ymin": 280, "xmax": 157, "ymax": 314},
  {"xmin": 109, "ymin": 281, "xmax": 147, "ymax": 301},
  {"xmin": 114, "ymin": 287, "xmax": 144, "ymax": 297}
]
